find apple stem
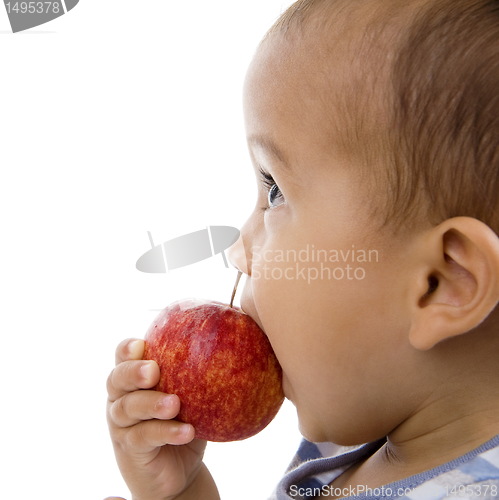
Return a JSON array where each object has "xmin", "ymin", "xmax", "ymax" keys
[{"xmin": 230, "ymin": 271, "xmax": 242, "ymax": 308}]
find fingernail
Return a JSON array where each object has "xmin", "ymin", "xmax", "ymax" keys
[
  {"xmin": 156, "ymin": 395, "xmax": 176, "ymax": 411},
  {"xmin": 140, "ymin": 361, "xmax": 154, "ymax": 382},
  {"xmin": 128, "ymin": 339, "xmax": 143, "ymax": 359},
  {"xmin": 178, "ymin": 423, "xmax": 194, "ymax": 440}
]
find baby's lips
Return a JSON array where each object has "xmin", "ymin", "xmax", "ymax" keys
[{"xmin": 240, "ymin": 299, "xmax": 266, "ymax": 336}]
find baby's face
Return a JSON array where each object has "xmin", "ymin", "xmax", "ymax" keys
[{"xmin": 232, "ymin": 28, "xmax": 422, "ymax": 444}]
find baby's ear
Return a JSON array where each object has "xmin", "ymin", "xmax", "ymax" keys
[{"xmin": 408, "ymin": 217, "xmax": 499, "ymax": 351}]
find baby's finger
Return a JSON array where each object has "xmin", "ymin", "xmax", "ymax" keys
[
  {"xmin": 115, "ymin": 338, "xmax": 144, "ymax": 365},
  {"xmin": 108, "ymin": 392, "xmax": 181, "ymax": 428},
  {"xmin": 107, "ymin": 360, "xmax": 160, "ymax": 402},
  {"xmin": 123, "ymin": 419, "xmax": 195, "ymax": 452}
]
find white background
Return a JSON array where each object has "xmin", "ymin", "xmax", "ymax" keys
[{"xmin": 0, "ymin": 1, "xmax": 302, "ymax": 499}]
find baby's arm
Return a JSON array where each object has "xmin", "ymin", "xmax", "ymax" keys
[{"xmin": 106, "ymin": 338, "xmax": 220, "ymax": 500}]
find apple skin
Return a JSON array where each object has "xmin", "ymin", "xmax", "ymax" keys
[{"xmin": 143, "ymin": 299, "xmax": 284, "ymax": 442}]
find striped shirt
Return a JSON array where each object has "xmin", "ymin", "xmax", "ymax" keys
[{"xmin": 270, "ymin": 435, "xmax": 499, "ymax": 499}]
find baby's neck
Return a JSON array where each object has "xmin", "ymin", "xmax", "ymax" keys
[
  {"xmin": 328, "ymin": 401, "xmax": 499, "ymax": 498},
  {"xmin": 388, "ymin": 394, "xmax": 499, "ymax": 466}
]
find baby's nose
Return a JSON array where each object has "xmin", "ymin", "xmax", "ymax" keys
[{"xmin": 227, "ymin": 234, "xmax": 251, "ymax": 276}]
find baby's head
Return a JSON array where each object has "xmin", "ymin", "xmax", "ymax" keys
[
  {"xmin": 263, "ymin": 0, "xmax": 499, "ymax": 233},
  {"xmin": 230, "ymin": 0, "xmax": 499, "ymax": 445}
]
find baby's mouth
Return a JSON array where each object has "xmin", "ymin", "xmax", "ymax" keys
[
  {"xmin": 241, "ymin": 304, "xmax": 291, "ymax": 402},
  {"xmin": 240, "ymin": 297, "xmax": 266, "ymax": 335},
  {"xmin": 237, "ymin": 279, "xmax": 290, "ymax": 398},
  {"xmin": 235, "ymin": 274, "xmax": 264, "ymax": 331}
]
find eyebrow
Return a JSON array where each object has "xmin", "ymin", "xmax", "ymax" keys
[{"xmin": 247, "ymin": 135, "xmax": 290, "ymax": 169}]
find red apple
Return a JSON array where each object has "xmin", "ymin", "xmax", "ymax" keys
[{"xmin": 143, "ymin": 299, "xmax": 284, "ymax": 442}]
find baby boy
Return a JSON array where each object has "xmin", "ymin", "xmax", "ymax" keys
[{"xmin": 105, "ymin": 0, "xmax": 499, "ymax": 498}]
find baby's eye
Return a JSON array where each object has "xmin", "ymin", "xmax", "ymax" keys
[
  {"xmin": 268, "ymin": 183, "xmax": 285, "ymax": 208},
  {"xmin": 259, "ymin": 167, "xmax": 285, "ymax": 209}
]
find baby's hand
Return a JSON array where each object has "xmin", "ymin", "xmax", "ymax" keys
[{"xmin": 106, "ymin": 338, "xmax": 219, "ymax": 500}]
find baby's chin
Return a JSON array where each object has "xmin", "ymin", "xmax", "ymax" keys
[
  {"xmin": 294, "ymin": 400, "xmax": 370, "ymax": 446},
  {"xmin": 281, "ymin": 373, "xmax": 293, "ymax": 403},
  {"xmin": 297, "ymin": 418, "xmax": 328, "ymax": 444}
]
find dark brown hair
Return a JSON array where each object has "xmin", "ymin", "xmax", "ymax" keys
[
  {"xmin": 267, "ymin": 0, "xmax": 499, "ymax": 234},
  {"xmin": 390, "ymin": 0, "xmax": 499, "ymax": 233}
]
